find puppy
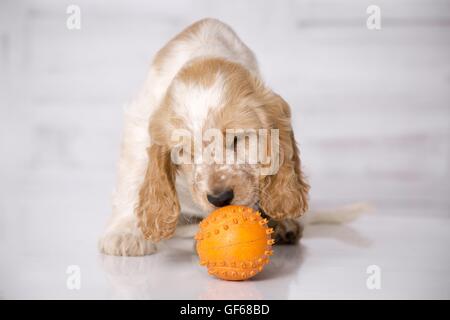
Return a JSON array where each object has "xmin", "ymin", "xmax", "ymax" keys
[{"xmin": 99, "ymin": 18, "xmax": 309, "ymax": 256}]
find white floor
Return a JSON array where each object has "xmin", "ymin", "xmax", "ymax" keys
[{"xmin": 1, "ymin": 210, "xmax": 449, "ymax": 299}]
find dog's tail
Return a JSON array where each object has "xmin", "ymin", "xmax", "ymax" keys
[{"xmin": 302, "ymin": 202, "xmax": 373, "ymax": 225}]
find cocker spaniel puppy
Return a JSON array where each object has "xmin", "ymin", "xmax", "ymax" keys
[{"xmin": 99, "ymin": 18, "xmax": 309, "ymax": 256}]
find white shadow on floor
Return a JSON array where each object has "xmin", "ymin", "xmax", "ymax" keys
[{"xmin": 304, "ymin": 223, "xmax": 372, "ymax": 248}]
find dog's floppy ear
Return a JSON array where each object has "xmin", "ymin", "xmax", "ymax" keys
[
  {"xmin": 136, "ymin": 142, "xmax": 180, "ymax": 242},
  {"xmin": 258, "ymin": 92, "xmax": 310, "ymax": 220}
]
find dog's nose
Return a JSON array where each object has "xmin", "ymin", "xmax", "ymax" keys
[{"xmin": 207, "ymin": 189, "xmax": 234, "ymax": 207}]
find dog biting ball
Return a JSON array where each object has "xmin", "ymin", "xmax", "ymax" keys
[{"xmin": 195, "ymin": 205, "xmax": 274, "ymax": 281}]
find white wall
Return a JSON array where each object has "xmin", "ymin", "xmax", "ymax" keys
[{"xmin": 0, "ymin": 0, "xmax": 449, "ymax": 245}]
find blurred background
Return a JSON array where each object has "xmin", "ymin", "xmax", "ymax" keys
[{"xmin": 0, "ymin": 0, "xmax": 449, "ymax": 299}]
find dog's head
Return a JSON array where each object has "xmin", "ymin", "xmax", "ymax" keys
[{"xmin": 136, "ymin": 58, "xmax": 309, "ymax": 241}]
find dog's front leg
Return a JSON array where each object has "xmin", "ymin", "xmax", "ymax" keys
[
  {"xmin": 270, "ymin": 219, "xmax": 304, "ymax": 244},
  {"xmin": 99, "ymin": 214, "xmax": 157, "ymax": 256},
  {"xmin": 259, "ymin": 210, "xmax": 304, "ymax": 245}
]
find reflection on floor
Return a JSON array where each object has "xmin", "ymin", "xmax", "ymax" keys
[{"xmin": 2, "ymin": 213, "xmax": 448, "ymax": 299}]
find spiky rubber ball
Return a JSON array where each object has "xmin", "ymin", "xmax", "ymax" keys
[{"xmin": 195, "ymin": 205, "xmax": 274, "ymax": 281}]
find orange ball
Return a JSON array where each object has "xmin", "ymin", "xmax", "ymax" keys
[{"xmin": 195, "ymin": 205, "xmax": 274, "ymax": 281}]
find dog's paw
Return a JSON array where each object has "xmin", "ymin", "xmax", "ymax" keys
[
  {"xmin": 99, "ymin": 229, "xmax": 157, "ymax": 256},
  {"xmin": 271, "ymin": 219, "xmax": 304, "ymax": 245}
]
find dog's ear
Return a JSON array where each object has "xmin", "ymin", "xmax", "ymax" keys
[
  {"xmin": 258, "ymin": 92, "xmax": 310, "ymax": 220},
  {"xmin": 136, "ymin": 142, "xmax": 180, "ymax": 242}
]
